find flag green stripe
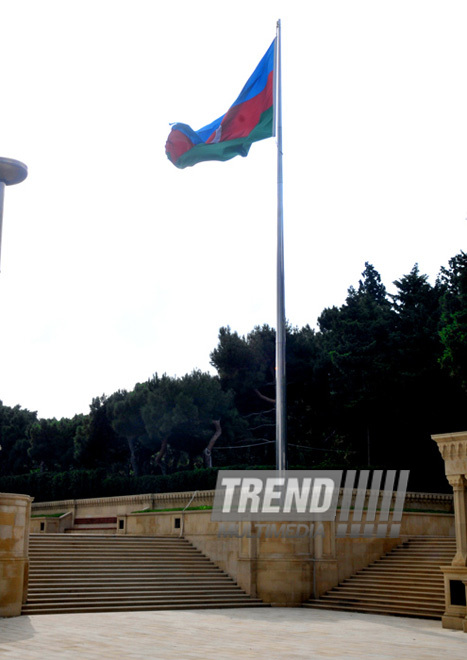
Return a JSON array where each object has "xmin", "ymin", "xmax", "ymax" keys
[{"xmin": 175, "ymin": 107, "xmax": 273, "ymax": 169}]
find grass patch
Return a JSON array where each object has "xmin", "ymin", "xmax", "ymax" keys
[
  {"xmin": 131, "ymin": 505, "xmax": 213, "ymax": 514},
  {"xmin": 31, "ymin": 512, "xmax": 66, "ymax": 518},
  {"xmin": 403, "ymin": 508, "xmax": 452, "ymax": 514},
  {"xmin": 131, "ymin": 505, "xmax": 450, "ymax": 515}
]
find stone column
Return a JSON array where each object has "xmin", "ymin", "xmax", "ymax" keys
[
  {"xmin": 0, "ymin": 492, "xmax": 33, "ymax": 617},
  {"xmin": 432, "ymin": 432, "xmax": 467, "ymax": 632},
  {"xmin": 447, "ymin": 474, "xmax": 467, "ymax": 567}
]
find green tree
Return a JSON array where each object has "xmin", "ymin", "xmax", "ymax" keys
[
  {"xmin": 141, "ymin": 371, "xmax": 241, "ymax": 471},
  {"xmin": 210, "ymin": 325, "xmax": 277, "ymax": 463},
  {"xmin": 28, "ymin": 415, "xmax": 84, "ymax": 472},
  {"xmin": 210, "ymin": 325, "xmax": 276, "ymax": 405},
  {"xmin": 318, "ymin": 263, "xmax": 395, "ymax": 463},
  {"xmin": 0, "ymin": 402, "xmax": 37, "ymax": 476},
  {"xmin": 387, "ymin": 264, "xmax": 464, "ymax": 480},
  {"xmin": 74, "ymin": 395, "xmax": 128, "ymax": 472},
  {"xmin": 439, "ymin": 251, "xmax": 467, "ymax": 392},
  {"xmin": 107, "ymin": 386, "xmax": 152, "ymax": 477}
]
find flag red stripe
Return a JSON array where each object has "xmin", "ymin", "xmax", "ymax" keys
[{"xmin": 206, "ymin": 71, "xmax": 273, "ymax": 144}]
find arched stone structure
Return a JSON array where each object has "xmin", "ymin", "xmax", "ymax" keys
[{"xmin": 432, "ymin": 431, "xmax": 467, "ymax": 632}]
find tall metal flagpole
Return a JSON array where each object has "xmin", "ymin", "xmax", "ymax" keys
[{"xmin": 274, "ymin": 20, "xmax": 287, "ymax": 470}]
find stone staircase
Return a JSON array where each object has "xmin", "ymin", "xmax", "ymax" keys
[
  {"xmin": 23, "ymin": 534, "xmax": 265, "ymax": 615},
  {"xmin": 304, "ymin": 537, "xmax": 456, "ymax": 619}
]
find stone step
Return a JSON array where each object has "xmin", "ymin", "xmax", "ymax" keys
[
  {"xmin": 321, "ymin": 591, "xmax": 445, "ymax": 606},
  {"xmin": 29, "ymin": 550, "xmax": 210, "ymax": 557},
  {"xmin": 29, "ymin": 533, "xmax": 183, "ymax": 538},
  {"xmin": 401, "ymin": 540, "xmax": 455, "ymax": 544},
  {"xmin": 29, "ymin": 555, "xmax": 204, "ymax": 560},
  {"xmin": 384, "ymin": 549, "xmax": 455, "ymax": 556},
  {"xmin": 332, "ymin": 585, "xmax": 444, "ymax": 597},
  {"xmin": 29, "ymin": 539, "xmax": 192, "ymax": 543},
  {"xmin": 29, "ymin": 555, "xmax": 215, "ymax": 563},
  {"xmin": 29, "ymin": 541, "xmax": 191, "ymax": 547},
  {"xmin": 372, "ymin": 562, "xmax": 448, "ymax": 569},
  {"xmin": 28, "ymin": 583, "xmax": 241, "ymax": 594},
  {"xmin": 30, "ymin": 560, "xmax": 216, "ymax": 567},
  {"xmin": 359, "ymin": 565, "xmax": 443, "ymax": 574},
  {"xmin": 384, "ymin": 555, "xmax": 452, "ymax": 559},
  {"xmin": 29, "ymin": 547, "xmax": 201, "ymax": 553},
  {"xmin": 24, "ymin": 590, "xmax": 251, "ymax": 604},
  {"xmin": 28, "ymin": 574, "xmax": 234, "ymax": 584},
  {"xmin": 29, "ymin": 563, "xmax": 224, "ymax": 570},
  {"xmin": 348, "ymin": 569, "xmax": 443, "ymax": 583},
  {"xmin": 27, "ymin": 566, "xmax": 229, "ymax": 580},
  {"xmin": 29, "ymin": 544, "xmax": 192, "ymax": 549},
  {"xmin": 21, "ymin": 600, "xmax": 268, "ymax": 615},
  {"xmin": 401, "ymin": 544, "xmax": 455, "ymax": 549},
  {"xmin": 339, "ymin": 582, "xmax": 443, "ymax": 593},
  {"xmin": 304, "ymin": 601, "xmax": 441, "ymax": 619}
]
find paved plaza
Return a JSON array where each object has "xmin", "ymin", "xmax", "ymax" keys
[{"xmin": 0, "ymin": 608, "xmax": 465, "ymax": 659}]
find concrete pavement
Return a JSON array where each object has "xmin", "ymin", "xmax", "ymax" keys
[{"xmin": 0, "ymin": 608, "xmax": 466, "ymax": 659}]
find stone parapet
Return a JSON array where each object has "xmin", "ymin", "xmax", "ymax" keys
[
  {"xmin": 31, "ymin": 488, "xmax": 453, "ymax": 519},
  {"xmin": 31, "ymin": 490, "xmax": 217, "ymax": 518}
]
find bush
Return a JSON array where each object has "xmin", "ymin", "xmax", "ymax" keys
[
  {"xmin": 0, "ymin": 462, "xmax": 450, "ymax": 502},
  {"xmin": 0, "ymin": 467, "xmax": 219, "ymax": 502}
]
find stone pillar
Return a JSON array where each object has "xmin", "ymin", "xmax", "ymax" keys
[
  {"xmin": 432, "ymin": 432, "xmax": 467, "ymax": 632},
  {"xmin": 447, "ymin": 474, "xmax": 467, "ymax": 567},
  {"xmin": 0, "ymin": 492, "xmax": 33, "ymax": 617}
]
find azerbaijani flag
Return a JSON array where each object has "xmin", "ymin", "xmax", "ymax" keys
[{"xmin": 165, "ymin": 40, "xmax": 275, "ymax": 169}]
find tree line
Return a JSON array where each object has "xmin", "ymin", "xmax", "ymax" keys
[{"xmin": 1, "ymin": 251, "xmax": 466, "ymax": 494}]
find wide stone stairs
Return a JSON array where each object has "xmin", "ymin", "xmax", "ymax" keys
[
  {"xmin": 23, "ymin": 534, "xmax": 265, "ymax": 615},
  {"xmin": 304, "ymin": 537, "xmax": 456, "ymax": 619}
]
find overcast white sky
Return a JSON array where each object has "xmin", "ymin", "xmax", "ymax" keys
[{"xmin": 0, "ymin": 0, "xmax": 466, "ymax": 420}]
